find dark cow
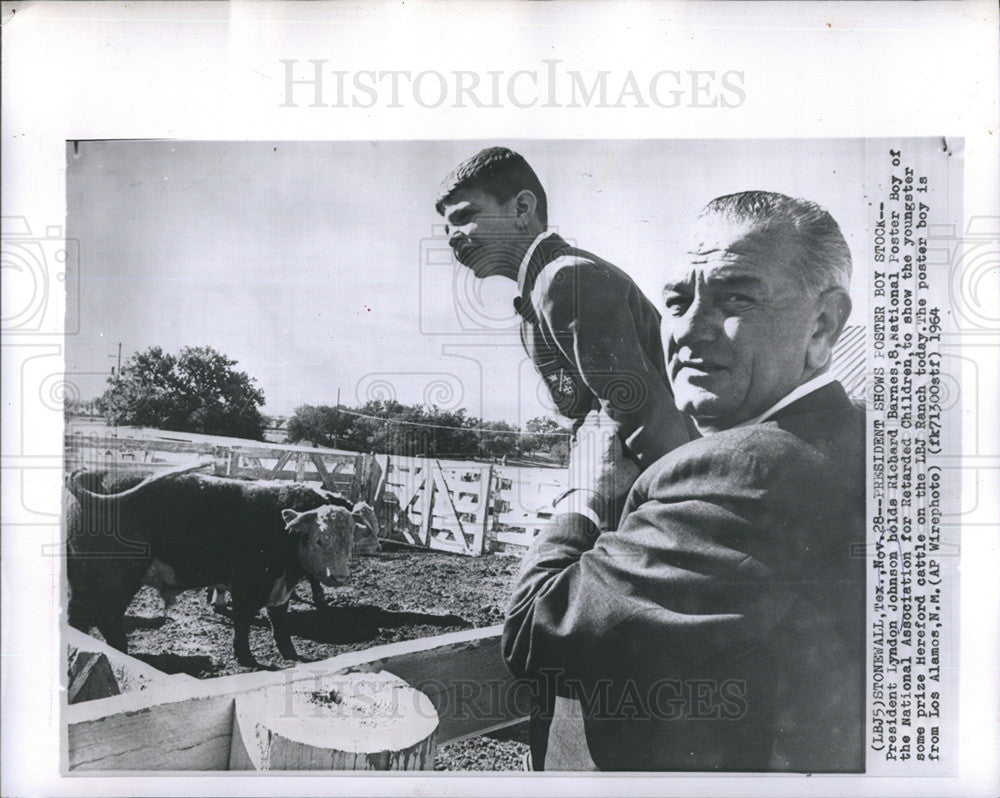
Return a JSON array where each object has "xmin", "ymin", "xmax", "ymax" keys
[{"xmin": 66, "ymin": 464, "xmax": 380, "ymax": 668}]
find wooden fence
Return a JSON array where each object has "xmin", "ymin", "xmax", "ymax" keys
[
  {"xmin": 376, "ymin": 455, "xmax": 565, "ymax": 555},
  {"xmin": 64, "ymin": 431, "xmax": 565, "ymax": 556},
  {"xmin": 66, "ymin": 625, "xmax": 523, "ymax": 771}
]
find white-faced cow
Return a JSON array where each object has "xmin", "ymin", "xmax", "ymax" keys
[{"xmin": 65, "ymin": 465, "xmax": 380, "ymax": 668}]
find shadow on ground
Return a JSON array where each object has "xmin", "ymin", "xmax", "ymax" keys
[
  {"xmin": 206, "ymin": 600, "xmax": 469, "ymax": 645},
  {"xmin": 123, "ymin": 615, "xmax": 170, "ymax": 631},
  {"xmin": 284, "ymin": 603, "xmax": 470, "ymax": 644},
  {"xmin": 132, "ymin": 652, "xmax": 216, "ymax": 677}
]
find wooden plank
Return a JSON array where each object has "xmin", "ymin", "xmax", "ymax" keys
[
  {"xmin": 431, "ymin": 460, "xmax": 468, "ymax": 554},
  {"xmin": 267, "ymin": 450, "xmax": 293, "ymax": 478},
  {"xmin": 495, "ymin": 529, "xmax": 538, "ymax": 548},
  {"xmin": 473, "ymin": 465, "xmax": 493, "ymax": 557},
  {"xmin": 373, "ymin": 454, "xmax": 389, "ymax": 504},
  {"xmin": 65, "ymin": 628, "xmax": 193, "ymax": 696},
  {"xmin": 231, "ymin": 445, "xmax": 358, "ymax": 463},
  {"xmin": 350, "ymin": 452, "xmax": 365, "ymax": 501},
  {"xmin": 309, "ymin": 452, "xmax": 334, "ymax": 490},
  {"xmin": 388, "ymin": 467, "xmax": 426, "ymax": 512},
  {"xmin": 65, "ymin": 435, "xmax": 222, "ymax": 456},
  {"xmin": 418, "ymin": 461, "xmax": 434, "ymax": 548},
  {"xmin": 362, "ymin": 454, "xmax": 382, "ymax": 503},
  {"xmin": 66, "ymin": 626, "xmax": 519, "ymax": 771},
  {"xmin": 68, "ymin": 652, "xmax": 120, "ymax": 704}
]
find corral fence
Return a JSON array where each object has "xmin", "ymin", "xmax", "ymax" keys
[
  {"xmin": 64, "ymin": 430, "xmax": 565, "ymax": 556},
  {"xmin": 376, "ymin": 455, "xmax": 565, "ymax": 555}
]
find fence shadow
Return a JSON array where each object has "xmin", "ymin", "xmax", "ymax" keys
[
  {"xmin": 283, "ymin": 603, "xmax": 470, "ymax": 645},
  {"xmin": 132, "ymin": 652, "xmax": 216, "ymax": 678},
  {"xmin": 123, "ymin": 614, "xmax": 170, "ymax": 631}
]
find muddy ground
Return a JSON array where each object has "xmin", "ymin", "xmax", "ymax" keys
[{"xmin": 113, "ymin": 546, "xmax": 529, "ymax": 770}]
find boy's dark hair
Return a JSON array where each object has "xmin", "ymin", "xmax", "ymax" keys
[{"xmin": 435, "ymin": 147, "xmax": 548, "ymax": 226}]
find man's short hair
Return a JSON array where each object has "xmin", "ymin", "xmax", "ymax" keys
[
  {"xmin": 702, "ymin": 191, "xmax": 851, "ymax": 296},
  {"xmin": 436, "ymin": 147, "xmax": 549, "ymax": 226}
]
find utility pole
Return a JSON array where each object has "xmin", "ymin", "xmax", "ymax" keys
[{"xmin": 334, "ymin": 387, "xmax": 341, "ymax": 450}]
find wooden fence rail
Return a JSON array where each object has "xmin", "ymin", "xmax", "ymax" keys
[{"xmin": 63, "ymin": 433, "xmax": 383, "ymax": 504}]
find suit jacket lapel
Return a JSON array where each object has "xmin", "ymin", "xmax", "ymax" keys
[{"xmin": 769, "ymin": 380, "xmax": 854, "ymax": 423}]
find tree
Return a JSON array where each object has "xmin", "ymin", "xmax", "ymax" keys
[
  {"xmin": 102, "ymin": 345, "xmax": 267, "ymax": 440},
  {"xmin": 475, "ymin": 419, "xmax": 522, "ymax": 459},
  {"xmin": 520, "ymin": 416, "xmax": 571, "ymax": 464},
  {"xmin": 287, "ymin": 402, "xmax": 565, "ymax": 462}
]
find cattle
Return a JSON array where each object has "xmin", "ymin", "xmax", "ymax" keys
[
  {"xmin": 65, "ymin": 464, "xmax": 381, "ymax": 668},
  {"xmin": 202, "ymin": 498, "xmax": 380, "ymax": 610}
]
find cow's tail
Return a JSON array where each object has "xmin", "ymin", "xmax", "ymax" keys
[{"xmin": 66, "ymin": 460, "xmax": 213, "ymax": 502}]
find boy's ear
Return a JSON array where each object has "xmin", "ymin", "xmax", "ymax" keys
[{"xmin": 514, "ymin": 189, "xmax": 538, "ymax": 220}]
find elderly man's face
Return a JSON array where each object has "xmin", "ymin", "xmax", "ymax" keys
[{"xmin": 662, "ymin": 216, "xmax": 819, "ymax": 432}]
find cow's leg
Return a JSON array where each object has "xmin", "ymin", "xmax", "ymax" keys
[
  {"xmin": 91, "ymin": 585, "xmax": 138, "ymax": 652},
  {"xmin": 267, "ymin": 601, "xmax": 299, "ymax": 660},
  {"xmin": 96, "ymin": 614, "xmax": 129, "ymax": 653},
  {"xmin": 158, "ymin": 588, "xmax": 179, "ymax": 613},
  {"xmin": 231, "ymin": 591, "xmax": 262, "ymax": 669},
  {"xmin": 73, "ymin": 557, "xmax": 146, "ymax": 653},
  {"xmin": 309, "ymin": 577, "xmax": 326, "ymax": 607}
]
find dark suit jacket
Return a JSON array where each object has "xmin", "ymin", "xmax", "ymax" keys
[
  {"xmin": 503, "ymin": 382, "xmax": 866, "ymax": 771},
  {"xmin": 515, "ymin": 233, "xmax": 692, "ymax": 469}
]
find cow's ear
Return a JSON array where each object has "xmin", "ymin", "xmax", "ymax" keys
[
  {"xmin": 281, "ymin": 508, "xmax": 300, "ymax": 527},
  {"xmin": 351, "ymin": 510, "xmax": 371, "ymax": 532}
]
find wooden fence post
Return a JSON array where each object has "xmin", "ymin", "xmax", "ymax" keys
[
  {"xmin": 350, "ymin": 453, "xmax": 365, "ymax": 502},
  {"xmin": 363, "ymin": 453, "xmax": 382, "ymax": 503},
  {"xmin": 379, "ymin": 455, "xmax": 392, "ymax": 536},
  {"xmin": 418, "ymin": 459, "xmax": 434, "ymax": 548},
  {"xmin": 474, "ymin": 464, "xmax": 493, "ymax": 556},
  {"xmin": 228, "ymin": 671, "xmax": 438, "ymax": 770}
]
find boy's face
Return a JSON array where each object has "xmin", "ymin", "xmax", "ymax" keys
[{"xmin": 440, "ymin": 188, "xmax": 527, "ymax": 279}]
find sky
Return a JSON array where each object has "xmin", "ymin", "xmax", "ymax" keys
[{"xmin": 65, "ymin": 138, "xmax": 874, "ymax": 424}]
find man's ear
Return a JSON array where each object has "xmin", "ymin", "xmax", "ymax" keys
[
  {"xmin": 513, "ymin": 189, "xmax": 538, "ymax": 224},
  {"xmin": 806, "ymin": 288, "xmax": 852, "ymax": 371}
]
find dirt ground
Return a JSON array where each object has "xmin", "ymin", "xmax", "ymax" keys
[{"xmin": 115, "ymin": 545, "xmax": 529, "ymax": 770}]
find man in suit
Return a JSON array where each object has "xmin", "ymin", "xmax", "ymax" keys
[
  {"xmin": 435, "ymin": 146, "xmax": 693, "ymax": 476},
  {"xmin": 503, "ymin": 191, "xmax": 866, "ymax": 772}
]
